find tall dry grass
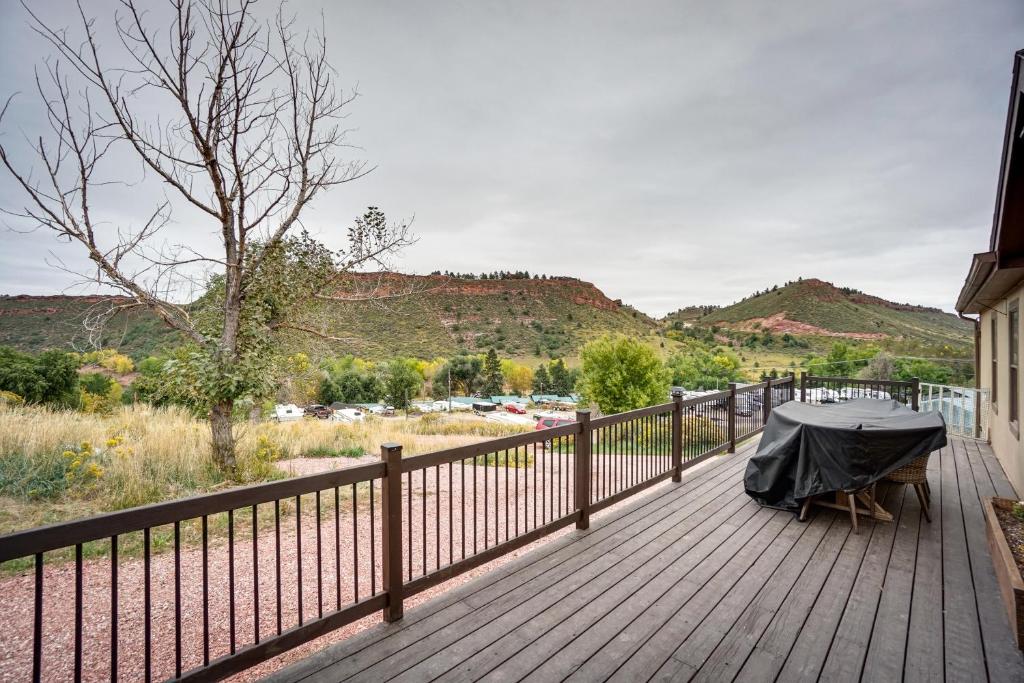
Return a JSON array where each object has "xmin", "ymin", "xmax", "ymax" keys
[{"xmin": 0, "ymin": 404, "xmax": 530, "ymax": 532}]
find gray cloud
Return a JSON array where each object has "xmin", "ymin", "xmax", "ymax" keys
[{"xmin": 0, "ymin": 0, "xmax": 1020, "ymax": 316}]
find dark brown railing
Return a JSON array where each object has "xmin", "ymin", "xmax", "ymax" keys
[
  {"xmin": 0, "ymin": 376, "xmax": 797, "ymax": 682},
  {"xmin": 800, "ymin": 373, "xmax": 919, "ymax": 410}
]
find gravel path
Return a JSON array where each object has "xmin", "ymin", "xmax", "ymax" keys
[{"xmin": 0, "ymin": 448, "xmax": 675, "ymax": 682}]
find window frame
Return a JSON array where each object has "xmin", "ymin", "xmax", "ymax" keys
[
  {"xmin": 1010, "ymin": 300, "xmax": 1019, "ymax": 436},
  {"xmin": 992, "ymin": 313, "xmax": 999, "ymax": 411}
]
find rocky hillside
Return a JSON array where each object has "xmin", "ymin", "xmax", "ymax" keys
[
  {"xmin": 672, "ymin": 278, "xmax": 972, "ymax": 345},
  {"xmin": 302, "ymin": 273, "xmax": 658, "ymax": 359},
  {"xmin": 0, "ymin": 274, "xmax": 658, "ymax": 360}
]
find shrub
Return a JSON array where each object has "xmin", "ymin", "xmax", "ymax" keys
[
  {"xmin": 303, "ymin": 445, "xmax": 364, "ymax": 458},
  {"xmin": 236, "ymin": 435, "xmax": 284, "ymax": 483}
]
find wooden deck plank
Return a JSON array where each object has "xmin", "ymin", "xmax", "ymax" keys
[
  {"xmin": 939, "ymin": 441, "xmax": 987, "ymax": 681},
  {"xmin": 606, "ymin": 512, "xmax": 823, "ymax": 683},
  {"xmin": 266, "ymin": 436, "xmax": 1021, "ymax": 683},
  {"xmin": 558, "ymin": 512, "xmax": 795, "ymax": 683},
  {"xmin": 441, "ymin": 503, "xmax": 777, "ymax": 682},
  {"xmin": 860, "ymin": 484, "xmax": 920, "ymax": 682},
  {"xmin": 816, "ymin": 479, "xmax": 908, "ymax": 680},
  {"xmin": 514, "ymin": 509, "xmax": 788, "ymax": 682},
  {"xmin": 771, "ymin": 487, "xmax": 888, "ymax": 682},
  {"xmin": 320, "ymin": 462, "xmax": 755, "ymax": 682},
  {"xmin": 386, "ymin": 490, "xmax": 763, "ymax": 681},
  {"xmin": 904, "ymin": 448, "xmax": 944, "ymax": 683},
  {"xmin": 973, "ymin": 437, "xmax": 1019, "ymax": 499},
  {"xmin": 687, "ymin": 512, "xmax": 850, "ymax": 682},
  {"xmin": 735, "ymin": 492, "xmax": 896, "ymax": 682},
  {"xmin": 953, "ymin": 438, "xmax": 1024, "ymax": 680}
]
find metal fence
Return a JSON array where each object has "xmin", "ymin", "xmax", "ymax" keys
[{"xmin": 0, "ymin": 376, "xmax": 796, "ymax": 682}]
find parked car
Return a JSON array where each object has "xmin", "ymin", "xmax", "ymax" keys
[
  {"xmin": 331, "ymin": 408, "xmax": 365, "ymax": 423},
  {"xmin": 535, "ymin": 416, "xmax": 575, "ymax": 430},
  {"xmin": 505, "ymin": 403, "xmax": 527, "ymax": 414},
  {"xmin": 273, "ymin": 404, "xmax": 304, "ymax": 422},
  {"xmin": 304, "ymin": 404, "xmax": 333, "ymax": 419}
]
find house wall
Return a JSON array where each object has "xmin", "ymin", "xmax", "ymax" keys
[{"xmin": 980, "ymin": 280, "xmax": 1024, "ymax": 495}]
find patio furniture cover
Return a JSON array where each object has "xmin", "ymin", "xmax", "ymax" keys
[{"xmin": 744, "ymin": 398, "xmax": 947, "ymax": 513}]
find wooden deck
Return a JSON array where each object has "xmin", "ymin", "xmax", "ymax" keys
[{"xmin": 268, "ymin": 435, "xmax": 1024, "ymax": 682}]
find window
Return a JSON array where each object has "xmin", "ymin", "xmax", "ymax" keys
[
  {"xmin": 1010, "ymin": 300, "xmax": 1019, "ymax": 426},
  {"xmin": 992, "ymin": 315, "xmax": 998, "ymax": 406}
]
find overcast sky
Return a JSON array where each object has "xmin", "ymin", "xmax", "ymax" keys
[{"xmin": 0, "ymin": 0, "xmax": 1021, "ymax": 316}]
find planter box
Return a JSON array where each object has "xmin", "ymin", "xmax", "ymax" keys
[{"xmin": 984, "ymin": 497, "xmax": 1024, "ymax": 650}]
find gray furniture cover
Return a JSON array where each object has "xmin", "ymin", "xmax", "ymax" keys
[{"xmin": 744, "ymin": 398, "xmax": 947, "ymax": 513}]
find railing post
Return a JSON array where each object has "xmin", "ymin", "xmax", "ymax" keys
[
  {"xmin": 671, "ymin": 389, "xmax": 683, "ymax": 482},
  {"xmin": 575, "ymin": 410, "xmax": 592, "ymax": 530},
  {"xmin": 800, "ymin": 371, "xmax": 807, "ymax": 403},
  {"xmin": 762, "ymin": 379, "xmax": 772, "ymax": 424},
  {"xmin": 910, "ymin": 377, "xmax": 920, "ymax": 411},
  {"xmin": 727, "ymin": 382, "xmax": 737, "ymax": 453},
  {"xmin": 788, "ymin": 371, "xmax": 796, "ymax": 403},
  {"xmin": 380, "ymin": 442, "xmax": 404, "ymax": 623}
]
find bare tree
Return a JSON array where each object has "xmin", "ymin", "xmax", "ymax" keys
[{"xmin": 0, "ymin": 1, "xmax": 413, "ymax": 470}]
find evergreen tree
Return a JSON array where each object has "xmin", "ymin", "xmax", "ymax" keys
[
  {"xmin": 532, "ymin": 364, "xmax": 550, "ymax": 393},
  {"xmin": 482, "ymin": 348, "xmax": 504, "ymax": 396},
  {"xmin": 548, "ymin": 358, "xmax": 573, "ymax": 395}
]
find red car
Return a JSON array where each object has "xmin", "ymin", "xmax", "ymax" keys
[
  {"xmin": 534, "ymin": 416, "xmax": 575, "ymax": 430},
  {"xmin": 505, "ymin": 403, "xmax": 527, "ymax": 414}
]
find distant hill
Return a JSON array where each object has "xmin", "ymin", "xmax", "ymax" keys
[
  {"xmin": 300, "ymin": 273, "xmax": 658, "ymax": 359},
  {"xmin": 0, "ymin": 274, "xmax": 658, "ymax": 360},
  {"xmin": 0, "ymin": 295, "xmax": 180, "ymax": 359},
  {"xmin": 672, "ymin": 278, "xmax": 972, "ymax": 345}
]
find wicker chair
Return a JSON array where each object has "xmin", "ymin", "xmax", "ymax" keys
[{"xmin": 885, "ymin": 455, "xmax": 932, "ymax": 522}]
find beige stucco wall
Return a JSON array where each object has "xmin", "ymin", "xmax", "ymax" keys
[{"xmin": 980, "ymin": 280, "xmax": 1024, "ymax": 496}]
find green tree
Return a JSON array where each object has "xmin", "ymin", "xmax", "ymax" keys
[
  {"xmin": 578, "ymin": 336, "xmax": 670, "ymax": 414},
  {"xmin": 532, "ymin": 364, "xmax": 551, "ymax": 393},
  {"xmin": 382, "ymin": 358, "xmax": 424, "ymax": 409},
  {"xmin": 434, "ymin": 355, "xmax": 484, "ymax": 396},
  {"xmin": 0, "ymin": 347, "xmax": 79, "ymax": 405},
  {"xmin": 320, "ymin": 356, "xmax": 383, "ymax": 404},
  {"xmin": 548, "ymin": 359, "xmax": 576, "ymax": 395},
  {"xmin": 893, "ymin": 358, "xmax": 953, "ymax": 384},
  {"xmin": 665, "ymin": 348, "xmax": 741, "ymax": 390},
  {"xmin": 482, "ymin": 349, "xmax": 505, "ymax": 396}
]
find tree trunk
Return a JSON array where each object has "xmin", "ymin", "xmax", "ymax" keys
[{"xmin": 210, "ymin": 400, "xmax": 237, "ymax": 471}]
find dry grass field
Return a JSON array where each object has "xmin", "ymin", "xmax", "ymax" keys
[{"xmin": 0, "ymin": 404, "xmax": 531, "ymax": 534}]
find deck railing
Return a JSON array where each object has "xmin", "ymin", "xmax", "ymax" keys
[
  {"xmin": 0, "ymin": 377, "xmax": 800, "ymax": 681},
  {"xmin": 799, "ymin": 373, "xmax": 920, "ymax": 409},
  {"xmin": 918, "ymin": 382, "xmax": 990, "ymax": 439}
]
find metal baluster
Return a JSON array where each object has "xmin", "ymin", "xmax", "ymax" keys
[
  {"xmin": 110, "ymin": 537, "xmax": 117, "ymax": 682},
  {"xmin": 33, "ymin": 552, "xmax": 43, "ymax": 683},
  {"xmin": 203, "ymin": 515, "xmax": 210, "ymax": 662},
  {"xmin": 353, "ymin": 483, "xmax": 360, "ymax": 599},
  {"xmin": 143, "ymin": 530, "xmax": 150, "ymax": 682},
  {"xmin": 316, "ymin": 490, "xmax": 323, "ymax": 618},
  {"xmin": 228, "ymin": 510, "xmax": 236, "ymax": 652},
  {"xmin": 274, "ymin": 501, "xmax": 282, "ymax": 636},
  {"xmin": 175, "ymin": 521, "xmax": 181, "ymax": 676}
]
